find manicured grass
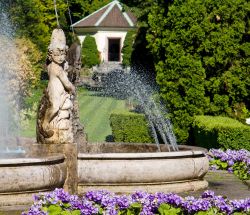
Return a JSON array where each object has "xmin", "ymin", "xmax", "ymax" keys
[
  {"xmin": 20, "ymin": 118, "xmax": 36, "ymax": 138},
  {"xmin": 77, "ymin": 88, "xmax": 127, "ymax": 142},
  {"xmin": 20, "ymin": 87, "xmax": 127, "ymax": 142}
]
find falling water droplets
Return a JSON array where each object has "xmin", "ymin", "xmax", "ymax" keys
[
  {"xmin": 0, "ymin": 2, "xmax": 21, "ymax": 152},
  {"xmin": 99, "ymin": 66, "xmax": 178, "ymax": 151}
]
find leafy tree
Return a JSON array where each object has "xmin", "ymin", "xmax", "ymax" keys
[
  {"xmin": 9, "ymin": 0, "xmax": 68, "ymax": 53},
  {"xmin": 147, "ymin": 0, "xmax": 250, "ymax": 143},
  {"xmin": 15, "ymin": 37, "xmax": 43, "ymax": 90},
  {"xmin": 8, "ymin": 0, "xmax": 113, "ymax": 54},
  {"xmin": 121, "ymin": 0, "xmax": 155, "ymax": 69},
  {"xmin": 122, "ymin": 29, "xmax": 137, "ymax": 67},
  {"xmin": 69, "ymin": 0, "xmax": 112, "ymax": 23},
  {"xmin": 81, "ymin": 35, "xmax": 100, "ymax": 67}
]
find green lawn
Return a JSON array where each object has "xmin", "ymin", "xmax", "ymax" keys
[
  {"xmin": 20, "ymin": 118, "xmax": 36, "ymax": 138},
  {"xmin": 20, "ymin": 87, "xmax": 127, "ymax": 142},
  {"xmin": 77, "ymin": 88, "xmax": 127, "ymax": 142}
]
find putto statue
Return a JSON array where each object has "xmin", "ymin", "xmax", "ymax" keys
[{"xmin": 37, "ymin": 29, "xmax": 75, "ymax": 144}]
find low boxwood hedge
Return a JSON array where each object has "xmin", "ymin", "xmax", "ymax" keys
[
  {"xmin": 192, "ymin": 115, "xmax": 250, "ymax": 150},
  {"xmin": 110, "ymin": 111, "xmax": 154, "ymax": 143}
]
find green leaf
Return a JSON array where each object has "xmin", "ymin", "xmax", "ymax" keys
[
  {"xmin": 47, "ymin": 205, "xmax": 63, "ymax": 215},
  {"xmin": 158, "ymin": 203, "xmax": 182, "ymax": 215},
  {"xmin": 61, "ymin": 211, "xmax": 72, "ymax": 215},
  {"xmin": 71, "ymin": 210, "xmax": 81, "ymax": 215},
  {"xmin": 126, "ymin": 203, "xmax": 142, "ymax": 215},
  {"xmin": 63, "ymin": 203, "xmax": 71, "ymax": 209},
  {"xmin": 220, "ymin": 162, "xmax": 228, "ymax": 169}
]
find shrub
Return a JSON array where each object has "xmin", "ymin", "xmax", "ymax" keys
[
  {"xmin": 147, "ymin": 0, "xmax": 250, "ymax": 143},
  {"xmin": 193, "ymin": 115, "xmax": 250, "ymax": 150},
  {"xmin": 81, "ymin": 35, "xmax": 100, "ymax": 68},
  {"xmin": 121, "ymin": 29, "xmax": 137, "ymax": 67},
  {"xmin": 110, "ymin": 111, "xmax": 154, "ymax": 143}
]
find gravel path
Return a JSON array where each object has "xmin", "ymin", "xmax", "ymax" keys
[{"xmin": 181, "ymin": 170, "xmax": 250, "ymax": 200}]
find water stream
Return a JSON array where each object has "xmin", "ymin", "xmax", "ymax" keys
[
  {"xmin": 100, "ymin": 68, "xmax": 178, "ymax": 151},
  {"xmin": 0, "ymin": 2, "xmax": 22, "ymax": 152}
]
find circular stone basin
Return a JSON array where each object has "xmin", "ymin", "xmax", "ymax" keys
[
  {"xmin": 78, "ymin": 143, "xmax": 209, "ymax": 193},
  {"xmin": 0, "ymin": 154, "xmax": 66, "ymax": 207}
]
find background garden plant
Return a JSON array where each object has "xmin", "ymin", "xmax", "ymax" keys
[{"xmin": 147, "ymin": 0, "xmax": 250, "ymax": 143}]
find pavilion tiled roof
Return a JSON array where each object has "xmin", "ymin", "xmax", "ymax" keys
[{"xmin": 72, "ymin": 0, "xmax": 137, "ymax": 28}]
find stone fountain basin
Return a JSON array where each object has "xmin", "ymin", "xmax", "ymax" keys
[
  {"xmin": 0, "ymin": 154, "xmax": 66, "ymax": 207},
  {"xmin": 78, "ymin": 143, "xmax": 209, "ymax": 193}
]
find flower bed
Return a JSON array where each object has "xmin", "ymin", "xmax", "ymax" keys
[
  {"xmin": 22, "ymin": 189, "xmax": 249, "ymax": 215},
  {"xmin": 207, "ymin": 149, "xmax": 250, "ymax": 180}
]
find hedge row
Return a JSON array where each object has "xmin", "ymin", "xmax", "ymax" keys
[
  {"xmin": 110, "ymin": 111, "xmax": 154, "ymax": 143},
  {"xmin": 192, "ymin": 115, "xmax": 250, "ymax": 151}
]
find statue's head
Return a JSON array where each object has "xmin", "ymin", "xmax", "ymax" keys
[{"xmin": 48, "ymin": 29, "xmax": 68, "ymax": 65}]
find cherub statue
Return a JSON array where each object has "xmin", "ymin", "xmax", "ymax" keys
[{"xmin": 37, "ymin": 29, "xmax": 75, "ymax": 144}]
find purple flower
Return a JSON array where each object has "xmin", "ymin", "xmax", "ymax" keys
[
  {"xmin": 80, "ymin": 198, "xmax": 99, "ymax": 215},
  {"xmin": 207, "ymin": 149, "xmax": 250, "ymax": 180},
  {"xmin": 85, "ymin": 190, "xmax": 110, "ymax": 204},
  {"xmin": 52, "ymin": 188, "xmax": 70, "ymax": 202},
  {"xmin": 212, "ymin": 195, "xmax": 233, "ymax": 214},
  {"xmin": 155, "ymin": 192, "xmax": 183, "ymax": 207},
  {"xmin": 21, "ymin": 203, "xmax": 48, "ymax": 215},
  {"xmin": 228, "ymin": 167, "xmax": 234, "ymax": 173},
  {"xmin": 23, "ymin": 188, "xmax": 250, "ymax": 215},
  {"xmin": 201, "ymin": 190, "xmax": 215, "ymax": 199},
  {"xmin": 115, "ymin": 195, "xmax": 130, "ymax": 209},
  {"xmin": 227, "ymin": 160, "xmax": 234, "ymax": 166}
]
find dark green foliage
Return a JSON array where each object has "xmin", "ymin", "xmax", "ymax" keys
[
  {"xmin": 121, "ymin": 0, "xmax": 156, "ymax": 74},
  {"xmin": 69, "ymin": 0, "xmax": 112, "ymax": 23},
  {"xmin": 9, "ymin": 0, "xmax": 112, "ymax": 55},
  {"xmin": 147, "ymin": 0, "xmax": 250, "ymax": 143},
  {"xmin": 110, "ymin": 111, "xmax": 154, "ymax": 143},
  {"xmin": 9, "ymin": 0, "xmax": 68, "ymax": 54},
  {"xmin": 122, "ymin": 30, "xmax": 137, "ymax": 67},
  {"xmin": 193, "ymin": 115, "xmax": 250, "ymax": 150},
  {"xmin": 81, "ymin": 35, "xmax": 100, "ymax": 68}
]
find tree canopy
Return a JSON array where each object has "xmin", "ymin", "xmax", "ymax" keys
[
  {"xmin": 9, "ymin": 0, "xmax": 68, "ymax": 53},
  {"xmin": 8, "ymin": 0, "xmax": 113, "ymax": 54},
  {"xmin": 147, "ymin": 0, "xmax": 250, "ymax": 143},
  {"xmin": 5, "ymin": 0, "xmax": 250, "ymax": 144}
]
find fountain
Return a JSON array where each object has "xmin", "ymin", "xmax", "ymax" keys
[
  {"xmin": 0, "ymin": 2, "xmax": 209, "ymax": 209},
  {"xmin": 100, "ymin": 70, "xmax": 179, "ymax": 151},
  {"xmin": 76, "ymin": 70, "xmax": 208, "ymax": 193}
]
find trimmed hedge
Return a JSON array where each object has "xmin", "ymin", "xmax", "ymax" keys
[
  {"xmin": 121, "ymin": 29, "xmax": 137, "ymax": 67},
  {"xmin": 81, "ymin": 35, "xmax": 100, "ymax": 68},
  {"xmin": 110, "ymin": 111, "xmax": 154, "ymax": 143},
  {"xmin": 193, "ymin": 115, "xmax": 250, "ymax": 150}
]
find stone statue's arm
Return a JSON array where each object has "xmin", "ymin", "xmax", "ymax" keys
[{"xmin": 58, "ymin": 69, "xmax": 75, "ymax": 94}]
